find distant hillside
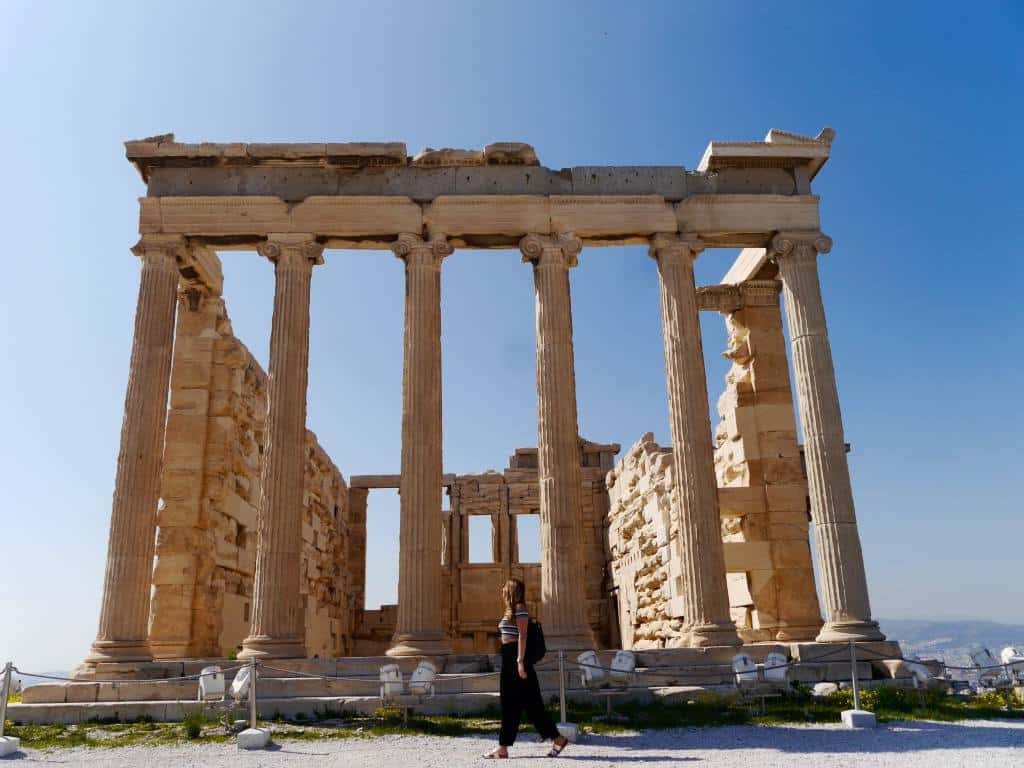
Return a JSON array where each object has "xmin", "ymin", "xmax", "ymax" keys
[{"xmin": 879, "ymin": 618, "xmax": 1024, "ymax": 665}]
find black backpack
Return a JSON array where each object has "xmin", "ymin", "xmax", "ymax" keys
[{"xmin": 525, "ymin": 618, "xmax": 546, "ymax": 664}]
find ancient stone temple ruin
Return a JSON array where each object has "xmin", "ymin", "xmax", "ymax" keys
[{"xmin": 77, "ymin": 128, "xmax": 886, "ymax": 676}]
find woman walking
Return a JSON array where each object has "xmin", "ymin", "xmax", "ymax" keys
[{"xmin": 484, "ymin": 579, "xmax": 569, "ymax": 759}]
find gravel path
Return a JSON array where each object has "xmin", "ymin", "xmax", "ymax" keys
[{"xmin": 11, "ymin": 720, "xmax": 1024, "ymax": 767}]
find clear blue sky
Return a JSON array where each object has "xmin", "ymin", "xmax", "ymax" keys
[{"xmin": 1, "ymin": 1, "xmax": 1020, "ymax": 670}]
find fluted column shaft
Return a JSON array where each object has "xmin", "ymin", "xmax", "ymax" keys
[
  {"xmin": 239, "ymin": 234, "xmax": 323, "ymax": 660},
  {"xmin": 87, "ymin": 235, "xmax": 184, "ymax": 663},
  {"xmin": 651, "ymin": 234, "xmax": 741, "ymax": 647},
  {"xmin": 520, "ymin": 233, "xmax": 594, "ymax": 650},
  {"xmin": 388, "ymin": 233, "xmax": 453, "ymax": 657},
  {"xmin": 773, "ymin": 231, "xmax": 883, "ymax": 643}
]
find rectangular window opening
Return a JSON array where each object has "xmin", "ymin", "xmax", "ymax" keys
[
  {"xmin": 468, "ymin": 515, "xmax": 495, "ymax": 563},
  {"xmin": 515, "ymin": 513, "xmax": 541, "ymax": 564}
]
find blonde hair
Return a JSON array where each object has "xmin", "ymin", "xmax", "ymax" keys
[{"xmin": 502, "ymin": 578, "xmax": 526, "ymax": 620}]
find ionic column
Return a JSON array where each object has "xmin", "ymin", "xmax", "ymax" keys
[
  {"xmin": 650, "ymin": 234, "xmax": 741, "ymax": 647},
  {"xmin": 387, "ymin": 233, "xmax": 453, "ymax": 657},
  {"xmin": 772, "ymin": 231, "xmax": 884, "ymax": 642},
  {"xmin": 520, "ymin": 233, "xmax": 594, "ymax": 651},
  {"xmin": 86, "ymin": 235, "xmax": 184, "ymax": 664},
  {"xmin": 239, "ymin": 234, "xmax": 324, "ymax": 660}
]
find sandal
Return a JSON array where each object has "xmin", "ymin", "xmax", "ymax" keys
[
  {"xmin": 483, "ymin": 747, "xmax": 508, "ymax": 759},
  {"xmin": 547, "ymin": 736, "xmax": 568, "ymax": 758}
]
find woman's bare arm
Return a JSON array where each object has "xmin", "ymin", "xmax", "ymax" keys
[{"xmin": 516, "ymin": 605, "xmax": 528, "ymax": 678}]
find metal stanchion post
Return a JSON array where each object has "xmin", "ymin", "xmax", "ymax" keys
[
  {"xmin": 237, "ymin": 658, "xmax": 269, "ymax": 750},
  {"xmin": 850, "ymin": 640, "xmax": 861, "ymax": 711},
  {"xmin": 558, "ymin": 651, "xmax": 567, "ymax": 724},
  {"xmin": 0, "ymin": 662, "xmax": 11, "ymax": 736},
  {"xmin": 556, "ymin": 650, "xmax": 578, "ymax": 743},
  {"xmin": 0, "ymin": 661, "xmax": 20, "ymax": 756},
  {"xmin": 840, "ymin": 640, "xmax": 875, "ymax": 729},
  {"xmin": 249, "ymin": 659, "xmax": 257, "ymax": 730}
]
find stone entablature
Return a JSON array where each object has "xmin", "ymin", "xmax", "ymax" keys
[{"xmin": 125, "ymin": 129, "xmax": 832, "ymax": 249}]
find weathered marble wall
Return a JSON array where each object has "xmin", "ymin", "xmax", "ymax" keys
[
  {"xmin": 149, "ymin": 288, "xmax": 352, "ymax": 659},
  {"xmin": 607, "ymin": 290, "xmax": 825, "ymax": 648},
  {"xmin": 713, "ymin": 295, "xmax": 822, "ymax": 641},
  {"xmin": 606, "ymin": 434, "xmax": 687, "ymax": 649}
]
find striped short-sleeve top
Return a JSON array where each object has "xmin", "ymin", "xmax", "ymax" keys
[{"xmin": 498, "ymin": 607, "xmax": 530, "ymax": 640}]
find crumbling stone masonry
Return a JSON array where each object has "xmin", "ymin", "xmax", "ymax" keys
[
  {"xmin": 349, "ymin": 442, "xmax": 619, "ymax": 656},
  {"xmin": 711, "ymin": 278, "xmax": 822, "ymax": 641},
  {"xmin": 148, "ymin": 287, "xmax": 352, "ymax": 660},
  {"xmin": 605, "ymin": 278, "xmax": 828, "ymax": 648}
]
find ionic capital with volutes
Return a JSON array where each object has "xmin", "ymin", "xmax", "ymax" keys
[
  {"xmin": 648, "ymin": 233, "xmax": 705, "ymax": 263},
  {"xmin": 771, "ymin": 231, "xmax": 833, "ymax": 264},
  {"xmin": 390, "ymin": 232, "xmax": 453, "ymax": 269},
  {"xmin": 257, "ymin": 233, "xmax": 325, "ymax": 269},
  {"xmin": 130, "ymin": 234, "xmax": 186, "ymax": 271},
  {"xmin": 519, "ymin": 232, "xmax": 582, "ymax": 268}
]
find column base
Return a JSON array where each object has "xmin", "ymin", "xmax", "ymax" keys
[
  {"xmin": 386, "ymin": 633, "xmax": 453, "ymax": 657},
  {"xmin": 774, "ymin": 623, "xmax": 825, "ymax": 642},
  {"xmin": 687, "ymin": 622, "xmax": 742, "ymax": 648},
  {"xmin": 543, "ymin": 626, "xmax": 597, "ymax": 653},
  {"xmin": 237, "ymin": 635, "xmax": 306, "ymax": 660},
  {"xmin": 149, "ymin": 641, "xmax": 190, "ymax": 660},
  {"xmin": 84, "ymin": 639, "xmax": 153, "ymax": 664},
  {"xmin": 816, "ymin": 620, "xmax": 885, "ymax": 643}
]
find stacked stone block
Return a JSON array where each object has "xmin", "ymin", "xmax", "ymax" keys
[
  {"xmin": 713, "ymin": 285, "xmax": 823, "ymax": 641},
  {"xmin": 149, "ymin": 289, "xmax": 352, "ymax": 659}
]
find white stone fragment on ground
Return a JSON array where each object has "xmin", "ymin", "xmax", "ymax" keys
[
  {"xmin": 236, "ymin": 727, "xmax": 271, "ymax": 749},
  {"xmin": 0, "ymin": 736, "xmax": 22, "ymax": 756},
  {"xmin": 841, "ymin": 708, "xmax": 877, "ymax": 728},
  {"xmin": 557, "ymin": 722, "xmax": 579, "ymax": 743}
]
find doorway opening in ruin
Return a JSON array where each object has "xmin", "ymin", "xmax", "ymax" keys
[{"xmin": 363, "ymin": 488, "xmax": 400, "ymax": 610}]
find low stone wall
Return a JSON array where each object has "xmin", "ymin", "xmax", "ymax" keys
[{"xmin": 150, "ymin": 289, "xmax": 352, "ymax": 659}]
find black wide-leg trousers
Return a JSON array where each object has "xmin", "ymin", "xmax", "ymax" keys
[{"xmin": 498, "ymin": 642, "xmax": 561, "ymax": 747}]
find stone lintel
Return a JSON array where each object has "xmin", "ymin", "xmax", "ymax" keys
[
  {"xmin": 676, "ymin": 195, "xmax": 820, "ymax": 245},
  {"xmin": 177, "ymin": 245, "xmax": 223, "ymax": 296},
  {"xmin": 722, "ymin": 247, "xmax": 770, "ymax": 285},
  {"xmin": 697, "ymin": 280, "xmax": 781, "ymax": 312},
  {"xmin": 349, "ymin": 473, "xmax": 456, "ymax": 489},
  {"xmin": 139, "ymin": 194, "xmax": 820, "ymax": 249}
]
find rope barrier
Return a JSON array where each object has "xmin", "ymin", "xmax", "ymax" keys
[
  {"xmin": 257, "ymin": 662, "xmax": 501, "ymax": 682},
  {"xmin": 8, "ymin": 652, "xmax": 1018, "ymax": 691},
  {"xmin": 12, "ymin": 663, "xmax": 249, "ymax": 685}
]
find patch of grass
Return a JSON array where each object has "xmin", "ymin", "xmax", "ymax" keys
[
  {"xmin": 561, "ymin": 696, "xmax": 751, "ymax": 734},
  {"xmin": 753, "ymin": 686, "xmax": 1024, "ymax": 726},
  {"xmin": 181, "ymin": 710, "xmax": 204, "ymax": 740},
  {"xmin": 5, "ymin": 720, "xmax": 233, "ymax": 750},
  {"xmin": 4, "ymin": 723, "xmax": 100, "ymax": 749}
]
